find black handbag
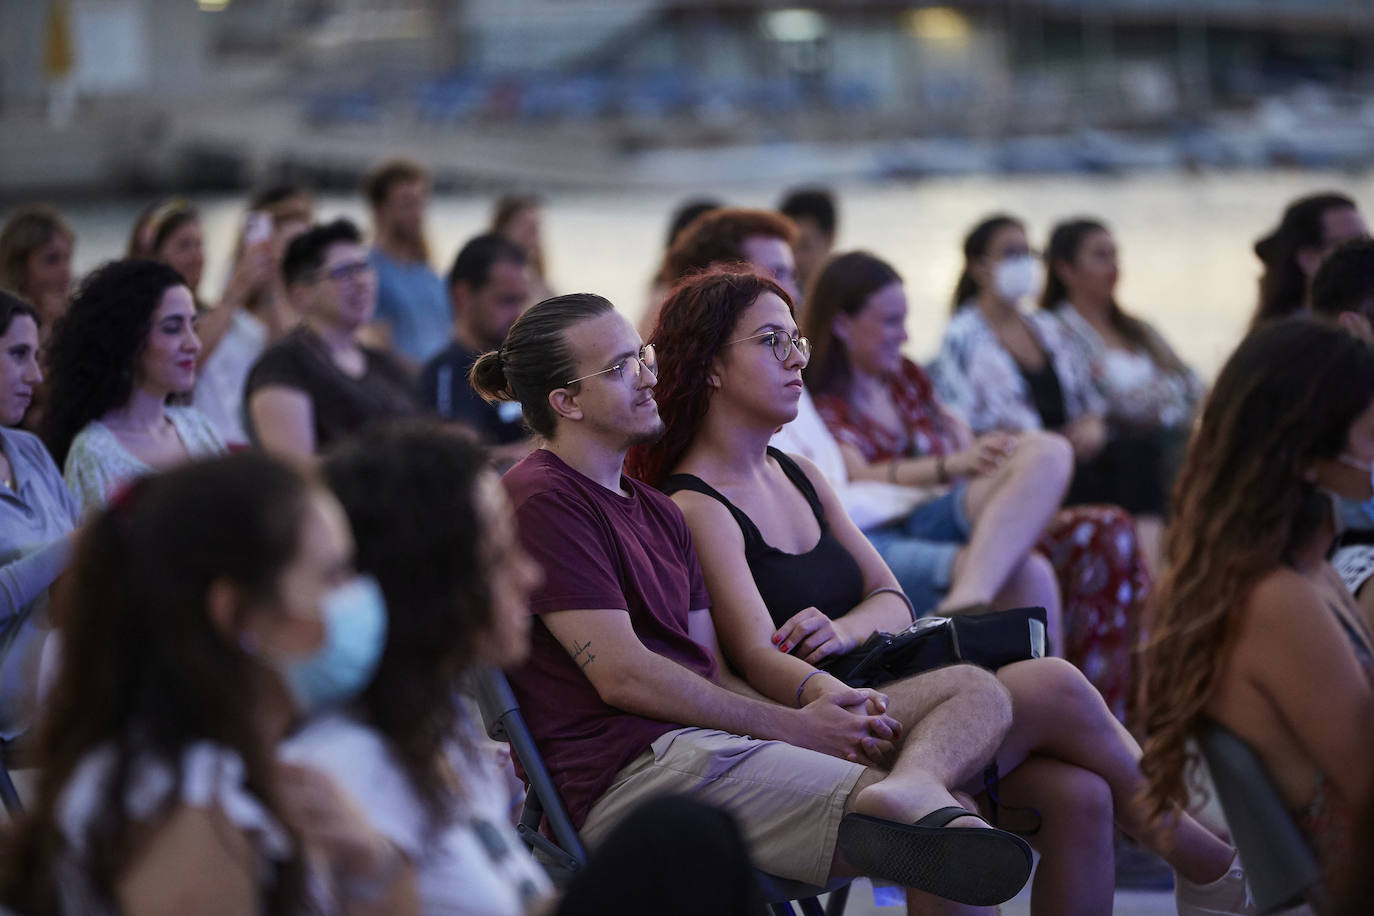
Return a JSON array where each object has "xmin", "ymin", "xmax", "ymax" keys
[{"xmin": 819, "ymin": 606, "xmax": 1049, "ymax": 689}]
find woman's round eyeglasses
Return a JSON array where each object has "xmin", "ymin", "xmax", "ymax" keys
[{"xmin": 727, "ymin": 331, "xmax": 811, "ymax": 363}]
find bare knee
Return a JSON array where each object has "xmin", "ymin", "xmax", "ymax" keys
[
  {"xmin": 1002, "ymin": 657, "xmax": 1109, "ymax": 727},
  {"xmin": 1011, "ymin": 431, "xmax": 1073, "ymax": 495},
  {"xmin": 1020, "ymin": 759, "xmax": 1113, "ymax": 836},
  {"xmin": 926, "ymin": 663, "xmax": 1013, "ymax": 732}
]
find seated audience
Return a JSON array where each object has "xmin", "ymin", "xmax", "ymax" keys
[
  {"xmin": 298, "ymin": 421, "xmax": 766, "ymax": 916},
  {"xmin": 363, "ymin": 159, "xmax": 451, "ymax": 368},
  {"xmin": 492, "ymin": 194, "xmax": 553, "ymax": 303},
  {"xmin": 193, "ymin": 185, "xmax": 313, "ymax": 445},
  {"xmin": 630, "ymin": 268, "xmax": 1250, "ymax": 915},
  {"xmin": 0, "ymin": 292, "xmax": 77, "ymax": 741},
  {"xmin": 0, "ymin": 453, "xmax": 417, "ymax": 914},
  {"xmin": 0, "ymin": 204, "xmax": 74, "ymax": 343},
  {"xmin": 43, "ymin": 260, "xmax": 225, "ymax": 513},
  {"xmin": 419, "ymin": 233, "xmax": 534, "ymax": 466},
  {"xmin": 799, "ymin": 251, "xmax": 1066, "ymax": 633},
  {"xmin": 1039, "ymin": 218, "xmax": 1203, "ymax": 490},
  {"xmin": 246, "ymin": 219, "xmax": 417, "ymax": 458},
  {"xmin": 778, "ymin": 186, "xmax": 838, "ymax": 295},
  {"xmin": 932, "ymin": 213, "xmax": 1161, "ymax": 585},
  {"xmin": 1140, "ymin": 318, "xmax": 1374, "ymax": 897},
  {"xmin": 472, "ymin": 292, "xmax": 1051, "ymax": 911},
  {"xmin": 1250, "ymin": 192, "xmax": 1366, "ymax": 328}
]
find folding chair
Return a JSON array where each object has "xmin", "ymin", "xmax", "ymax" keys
[
  {"xmin": 0, "ymin": 739, "xmax": 23, "ymax": 817},
  {"xmin": 468, "ymin": 667, "xmax": 852, "ymax": 915},
  {"xmin": 1197, "ymin": 721, "xmax": 1328, "ymax": 915}
]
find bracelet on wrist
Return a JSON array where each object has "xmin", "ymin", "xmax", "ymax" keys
[{"xmin": 795, "ymin": 670, "xmax": 823, "ymax": 707}]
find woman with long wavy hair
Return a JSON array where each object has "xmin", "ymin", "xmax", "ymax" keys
[
  {"xmin": 1140, "ymin": 318, "xmax": 1374, "ymax": 895},
  {"xmin": 628, "ymin": 269, "xmax": 1251, "ymax": 916},
  {"xmin": 42, "ymin": 260, "xmax": 224, "ymax": 513}
]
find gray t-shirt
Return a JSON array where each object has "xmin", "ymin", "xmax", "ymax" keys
[{"xmin": 0, "ymin": 427, "xmax": 79, "ymax": 738}]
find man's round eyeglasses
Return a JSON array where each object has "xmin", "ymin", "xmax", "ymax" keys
[
  {"xmin": 727, "ymin": 331, "xmax": 811, "ymax": 363},
  {"xmin": 566, "ymin": 344, "xmax": 658, "ymax": 386}
]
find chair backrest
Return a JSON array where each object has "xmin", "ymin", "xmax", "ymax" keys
[
  {"xmin": 0, "ymin": 741, "xmax": 23, "ymax": 817},
  {"xmin": 1196, "ymin": 720, "xmax": 1328, "ymax": 915},
  {"xmin": 468, "ymin": 668, "xmax": 586, "ymax": 881}
]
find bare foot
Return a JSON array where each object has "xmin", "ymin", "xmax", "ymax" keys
[{"xmin": 854, "ymin": 778, "xmax": 988, "ymax": 830}]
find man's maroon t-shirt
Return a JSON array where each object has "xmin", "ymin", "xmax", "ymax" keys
[{"xmin": 502, "ymin": 449, "xmax": 716, "ymax": 829}]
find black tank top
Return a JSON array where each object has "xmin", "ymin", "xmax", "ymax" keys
[
  {"xmin": 661, "ymin": 448, "xmax": 866, "ymax": 627},
  {"xmin": 1019, "ymin": 359, "xmax": 1067, "ymax": 430}
]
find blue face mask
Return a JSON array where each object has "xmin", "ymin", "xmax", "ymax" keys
[{"xmin": 278, "ymin": 575, "xmax": 388, "ymax": 715}]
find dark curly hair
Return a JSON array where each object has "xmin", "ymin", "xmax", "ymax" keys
[
  {"xmin": 1138, "ymin": 317, "xmax": 1374, "ymax": 828},
  {"xmin": 626, "ymin": 269, "xmax": 793, "ymax": 487},
  {"xmin": 321, "ymin": 421, "xmax": 493, "ymax": 835},
  {"xmin": 42, "ymin": 259, "xmax": 186, "ymax": 465},
  {"xmin": 0, "ymin": 453, "xmax": 316, "ymax": 915}
]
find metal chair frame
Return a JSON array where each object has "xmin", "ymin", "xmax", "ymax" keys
[{"xmin": 469, "ymin": 668, "xmax": 851, "ymax": 915}]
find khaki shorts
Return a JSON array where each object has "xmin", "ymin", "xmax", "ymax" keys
[{"xmin": 579, "ymin": 727, "xmax": 865, "ymax": 886}]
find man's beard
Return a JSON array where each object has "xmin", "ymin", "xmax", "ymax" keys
[{"xmin": 623, "ymin": 416, "xmax": 666, "ymax": 450}]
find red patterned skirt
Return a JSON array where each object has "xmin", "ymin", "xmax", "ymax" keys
[{"xmin": 1035, "ymin": 505, "xmax": 1150, "ymax": 724}]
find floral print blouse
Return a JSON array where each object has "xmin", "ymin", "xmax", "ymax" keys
[
  {"xmin": 1044, "ymin": 303, "xmax": 1204, "ymax": 430},
  {"xmin": 930, "ymin": 305, "xmax": 1105, "ymax": 435}
]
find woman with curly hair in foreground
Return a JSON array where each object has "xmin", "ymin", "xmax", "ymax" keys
[{"xmin": 1139, "ymin": 317, "xmax": 1374, "ymax": 898}]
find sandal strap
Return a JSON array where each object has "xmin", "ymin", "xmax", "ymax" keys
[{"xmin": 912, "ymin": 806, "xmax": 984, "ymax": 828}]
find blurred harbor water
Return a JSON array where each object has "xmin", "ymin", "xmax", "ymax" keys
[{"xmin": 58, "ymin": 168, "xmax": 1374, "ymax": 381}]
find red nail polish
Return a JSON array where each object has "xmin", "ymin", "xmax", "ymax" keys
[{"xmin": 780, "ymin": 643, "xmax": 790, "ymax": 653}]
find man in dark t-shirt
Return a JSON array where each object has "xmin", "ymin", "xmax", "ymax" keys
[
  {"xmin": 421, "ymin": 233, "xmax": 533, "ymax": 466},
  {"xmin": 486, "ymin": 293, "xmax": 1034, "ymax": 906}
]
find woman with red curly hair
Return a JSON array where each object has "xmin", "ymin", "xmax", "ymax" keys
[{"xmin": 627, "ymin": 269, "xmax": 1250, "ymax": 916}]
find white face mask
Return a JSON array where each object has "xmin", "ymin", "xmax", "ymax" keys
[{"xmin": 993, "ymin": 255, "xmax": 1038, "ymax": 303}]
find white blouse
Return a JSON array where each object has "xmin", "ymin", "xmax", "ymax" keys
[
  {"xmin": 55, "ymin": 742, "xmax": 295, "ymax": 915},
  {"xmin": 282, "ymin": 711, "xmax": 554, "ymax": 916}
]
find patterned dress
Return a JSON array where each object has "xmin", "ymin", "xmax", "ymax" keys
[{"xmin": 816, "ymin": 359, "xmax": 1150, "ymax": 722}]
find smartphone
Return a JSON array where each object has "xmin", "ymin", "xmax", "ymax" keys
[{"xmin": 243, "ymin": 211, "xmax": 273, "ymax": 246}]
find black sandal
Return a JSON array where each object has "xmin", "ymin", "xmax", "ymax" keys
[{"xmin": 836, "ymin": 806, "xmax": 1033, "ymax": 906}]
